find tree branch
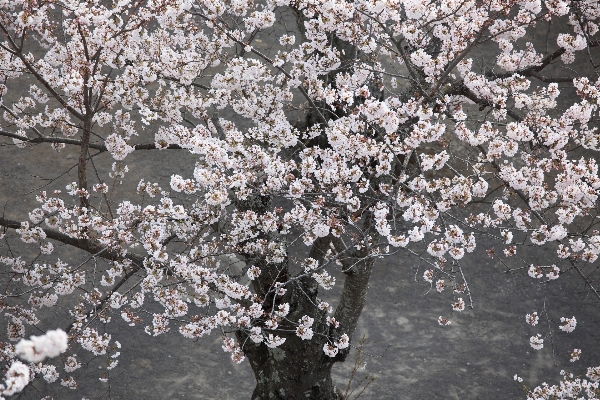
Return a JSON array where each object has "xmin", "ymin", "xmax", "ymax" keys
[
  {"xmin": 476, "ymin": 146, "xmax": 600, "ymax": 302},
  {"xmin": 0, "ymin": 22, "xmax": 85, "ymax": 121},
  {"xmin": 0, "ymin": 130, "xmax": 182, "ymax": 151},
  {"xmin": 332, "ymin": 213, "xmax": 378, "ymax": 361},
  {"xmin": 0, "ymin": 216, "xmax": 144, "ymax": 265},
  {"xmin": 330, "ymin": 236, "xmax": 359, "ymax": 273},
  {"xmin": 191, "ymin": 11, "xmax": 329, "ymax": 126}
]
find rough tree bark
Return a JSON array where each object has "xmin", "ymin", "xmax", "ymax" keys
[
  {"xmin": 226, "ymin": 11, "xmax": 387, "ymax": 398},
  {"xmin": 234, "ymin": 189, "xmax": 379, "ymax": 399}
]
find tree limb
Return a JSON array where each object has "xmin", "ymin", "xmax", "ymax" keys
[
  {"xmin": 0, "ymin": 130, "xmax": 182, "ymax": 151},
  {"xmin": 332, "ymin": 213, "xmax": 378, "ymax": 361},
  {"xmin": 0, "ymin": 216, "xmax": 144, "ymax": 265}
]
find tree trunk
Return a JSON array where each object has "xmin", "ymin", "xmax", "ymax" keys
[
  {"xmin": 237, "ymin": 274, "xmax": 343, "ymax": 400},
  {"xmin": 235, "ymin": 235, "xmax": 345, "ymax": 399},
  {"xmin": 241, "ymin": 337, "xmax": 340, "ymax": 400}
]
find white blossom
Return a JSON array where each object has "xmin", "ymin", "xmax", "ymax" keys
[
  {"xmin": 530, "ymin": 334, "xmax": 544, "ymax": 350},
  {"xmin": 15, "ymin": 329, "xmax": 68, "ymax": 363},
  {"xmin": 323, "ymin": 343, "xmax": 339, "ymax": 357},
  {"xmin": 559, "ymin": 317, "xmax": 577, "ymax": 333},
  {"xmin": 1, "ymin": 361, "xmax": 30, "ymax": 396}
]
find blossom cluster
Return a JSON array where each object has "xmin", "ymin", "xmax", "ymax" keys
[
  {"xmin": 526, "ymin": 369, "xmax": 600, "ymax": 399},
  {"xmin": 14, "ymin": 329, "xmax": 68, "ymax": 363}
]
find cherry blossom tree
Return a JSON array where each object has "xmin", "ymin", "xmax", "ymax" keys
[{"xmin": 0, "ymin": 0, "xmax": 599, "ymax": 398}]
